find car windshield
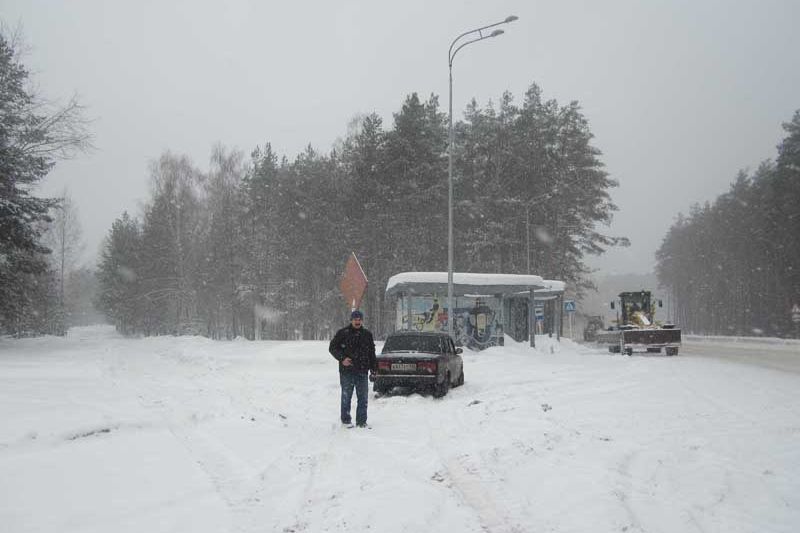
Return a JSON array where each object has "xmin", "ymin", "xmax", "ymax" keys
[{"xmin": 383, "ymin": 335, "xmax": 443, "ymax": 354}]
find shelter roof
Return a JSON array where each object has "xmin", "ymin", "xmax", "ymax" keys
[
  {"xmin": 532, "ymin": 280, "xmax": 566, "ymax": 301},
  {"xmin": 385, "ymin": 272, "xmax": 550, "ymax": 297}
]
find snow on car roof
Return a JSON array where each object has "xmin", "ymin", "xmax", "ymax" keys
[{"xmin": 385, "ymin": 272, "xmax": 559, "ymax": 297}]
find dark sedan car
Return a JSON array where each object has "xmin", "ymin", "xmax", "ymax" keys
[{"xmin": 371, "ymin": 331, "xmax": 464, "ymax": 398}]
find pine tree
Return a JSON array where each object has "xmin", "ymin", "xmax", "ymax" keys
[
  {"xmin": 198, "ymin": 145, "xmax": 248, "ymax": 339},
  {"xmin": 455, "ymin": 83, "xmax": 626, "ymax": 295},
  {"xmin": 242, "ymin": 143, "xmax": 283, "ymax": 339},
  {"xmin": 383, "ymin": 93, "xmax": 448, "ymax": 272},
  {"xmin": 775, "ymin": 112, "xmax": 800, "ymax": 329},
  {"xmin": 340, "ymin": 113, "xmax": 392, "ymax": 336},
  {"xmin": 0, "ymin": 31, "xmax": 89, "ymax": 335},
  {"xmin": 138, "ymin": 153, "xmax": 204, "ymax": 335},
  {"xmin": 96, "ymin": 212, "xmax": 143, "ymax": 334}
]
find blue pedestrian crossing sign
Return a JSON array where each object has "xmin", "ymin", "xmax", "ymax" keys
[{"xmin": 564, "ymin": 300, "xmax": 576, "ymax": 313}]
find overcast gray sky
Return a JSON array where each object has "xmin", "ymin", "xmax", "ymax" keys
[{"xmin": 4, "ymin": 0, "xmax": 799, "ymax": 275}]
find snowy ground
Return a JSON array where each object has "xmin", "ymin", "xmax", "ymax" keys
[{"xmin": 1, "ymin": 326, "xmax": 798, "ymax": 533}]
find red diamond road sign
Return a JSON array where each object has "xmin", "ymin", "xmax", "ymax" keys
[{"xmin": 339, "ymin": 252, "xmax": 368, "ymax": 311}]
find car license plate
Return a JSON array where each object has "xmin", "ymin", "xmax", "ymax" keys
[{"xmin": 391, "ymin": 363, "xmax": 416, "ymax": 371}]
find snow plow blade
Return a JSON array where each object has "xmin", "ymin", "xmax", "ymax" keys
[
  {"xmin": 596, "ymin": 327, "xmax": 681, "ymax": 355},
  {"xmin": 621, "ymin": 328, "xmax": 681, "ymax": 346}
]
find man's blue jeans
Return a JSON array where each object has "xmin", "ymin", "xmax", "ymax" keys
[{"xmin": 340, "ymin": 371, "xmax": 368, "ymax": 425}]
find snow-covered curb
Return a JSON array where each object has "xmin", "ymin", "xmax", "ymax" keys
[{"xmin": 685, "ymin": 334, "xmax": 800, "ymax": 346}]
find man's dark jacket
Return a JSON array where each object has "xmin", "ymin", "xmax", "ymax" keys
[{"xmin": 329, "ymin": 324, "xmax": 377, "ymax": 374}]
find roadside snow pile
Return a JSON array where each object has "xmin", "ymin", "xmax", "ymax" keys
[
  {"xmin": 685, "ymin": 334, "xmax": 800, "ymax": 347},
  {"xmin": 1, "ymin": 326, "xmax": 798, "ymax": 533}
]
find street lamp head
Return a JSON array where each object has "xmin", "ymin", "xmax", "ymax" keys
[
  {"xmin": 505, "ymin": 15, "xmax": 519, "ymax": 23},
  {"xmin": 490, "ymin": 29, "xmax": 505, "ymax": 38}
]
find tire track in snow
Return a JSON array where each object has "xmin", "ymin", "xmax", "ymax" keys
[
  {"xmin": 276, "ymin": 422, "xmax": 345, "ymax": 533},
  {"xmin": 612, "ymin": 450, "xmax": 646, "ymax": 533},
  {"xmin": 168, "ymin": 425, "xmax": 267, "ymax": 531},
  {"xmin": 425, "ymin": 394, "xmax": 525, "ymax": 533},
  {"xmin": 98, "ymin": 345, "xmax": 320, "ymax": 532}
]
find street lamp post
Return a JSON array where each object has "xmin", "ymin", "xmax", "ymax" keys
[{"xmin": 447, "ymin": 15, "xmax": 518, "ymax": 339}]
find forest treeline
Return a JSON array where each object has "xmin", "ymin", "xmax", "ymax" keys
[
  {"xmin": 656, "ymin": 111, "xmax": 800, "ymax": 337},
  {"xmin": 9, "ymin": 20, "xmax": 798, "ymax": 341},
  {"xmin": 2, "ymin": 28, "xmax": 625, "ymax": 339},
  {"xmin": 94, "ymin": 88, "xmax": 625, "ymax": 340}
]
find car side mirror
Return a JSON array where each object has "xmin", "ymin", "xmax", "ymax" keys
[{"xmin": 456, "ymin": 348, "xmax": 463, "ymax": 355}]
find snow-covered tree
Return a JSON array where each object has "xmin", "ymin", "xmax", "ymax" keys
[
  {"xmin": 138, "ymin": 153, "xmax": 204, "ymax": 335},
  {"xmin": 0, "ymin": 29, "xmax": 90, "ymax": 335},
  {"xmin": 96, "ymin": 212, "xmax": 142, "ymax": 335},
  {"xmin": 197, "ymin": 145, "xmax": 248, "ymax": 339},
  {"xmin": 455, "ymin": 83, "xmax": 627, "ymax": 295},
  {"xmin": 41, "ymin": 190, "xmax": 84, "ymax": 327}
]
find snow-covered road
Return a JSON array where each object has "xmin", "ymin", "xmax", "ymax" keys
[
  {"xmin": 1, "ymin": 326, "xmax": 798, "ymax": 533},
  {"xmin": 683, "ymin": 338, "xmax": 800, "ymax": 374}
]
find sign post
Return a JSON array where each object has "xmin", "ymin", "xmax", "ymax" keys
[
  {"xmin": 339, "ymin": 252, "xmax": 368, "ymax": 313},
  {"xmin": 534, "ymin": 305, "xmax": 544, "ymax": 336},
  {"xmin": 564, "ymin": 300, "xmax": 576, "ymax": 339}
]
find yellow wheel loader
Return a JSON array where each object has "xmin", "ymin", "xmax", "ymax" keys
[{"xmin": 595, "ymin": 291, "xmax": 681, "ymax": 356}]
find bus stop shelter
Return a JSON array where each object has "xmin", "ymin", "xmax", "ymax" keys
[{"xmin": 385, "ymin": 272, "xmax": 565, "ymax": 349}]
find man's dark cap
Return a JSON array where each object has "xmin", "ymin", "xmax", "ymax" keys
[{"xmin": 350, "ymin": 310, "xmax": 364, "ymax": 320}]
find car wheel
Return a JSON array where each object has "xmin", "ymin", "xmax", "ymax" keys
[
  {"xmin": 666, "ymin": 347, "xmax": 679, "ymax": 356},
  {"xmin": 433, "ymin": 373, "xmax": 450, "ymax": 398},
  {"xmin": 456, "ymin": 368, "xmax": 465, "ymax": 387},
  {"xmin": 373, "ymin": 383, "xmax": 390, "ymax": 394}
]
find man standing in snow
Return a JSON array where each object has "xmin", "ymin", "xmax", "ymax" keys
[{"xmin": 329, "ymin": 310, "xmax": 376, "ymax": 427}]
